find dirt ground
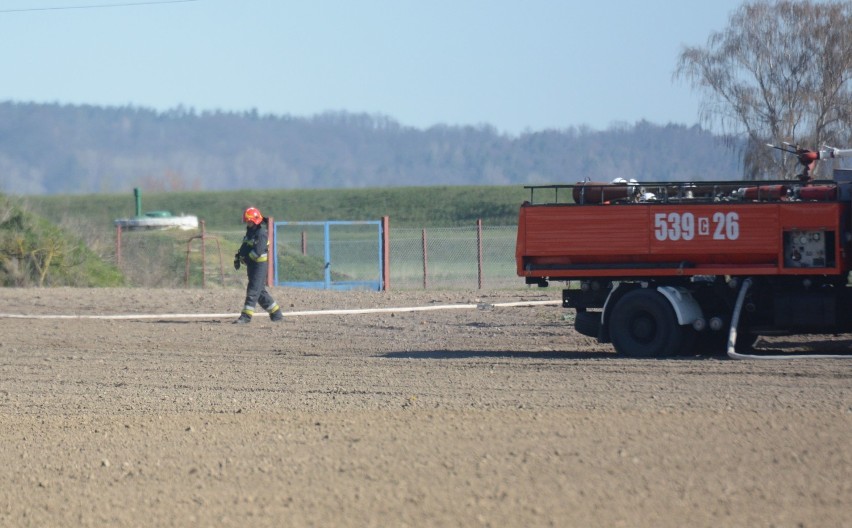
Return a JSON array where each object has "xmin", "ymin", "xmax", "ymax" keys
[{"xmin": 0, "ymin": 286, "xmax": 849, "ymax": 527}]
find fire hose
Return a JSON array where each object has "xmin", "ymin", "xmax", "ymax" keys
[{"xmin": 727, "ymin": 278, "xmax": 852, "ymax": 360}]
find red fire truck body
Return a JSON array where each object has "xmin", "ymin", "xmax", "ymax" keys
[
  {"xmin": 516, "ymin": 157, "xmax": 852, "ymax": 357},
  {"xmin": 519, "ymin": 197, "xmax": 846, "ymax": 277}
]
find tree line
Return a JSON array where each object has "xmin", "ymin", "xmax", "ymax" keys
[
  {"xmin": 0, "ymin": 102, "xmax": 742, "ymax": 196},
  {"xmin": 2, "ymin": 2, "xmax": 850, "ymax": 193}
]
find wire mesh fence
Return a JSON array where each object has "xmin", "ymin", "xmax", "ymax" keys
[
  {"xmin": 114, "ymin": 221, "xmax": 522, "ymax": 290},
  {"xmin": 389, "ymin": 225, "xmax": 519, "ymax": 289},
  {"xmin": 114, "ymin": 227, "xmax": 244, "ymax": 289}
]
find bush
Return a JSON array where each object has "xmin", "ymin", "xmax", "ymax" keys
[{"xmin": 0, "ymin": 195, "xmax": 123, "ymax": 287}]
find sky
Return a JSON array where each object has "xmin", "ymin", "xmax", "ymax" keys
[{"xmin": 0, "ymin": 0, "xmax": 746, "ymax": 136}]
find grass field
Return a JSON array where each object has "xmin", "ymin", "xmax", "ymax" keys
[{"xmin": 22, "ymin": 185, "xmax": 531, "ymax": 232}]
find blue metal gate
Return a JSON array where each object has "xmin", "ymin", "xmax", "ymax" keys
[{"xmin": 272, "ymin": 220, "xmax": 384, "ymax": 290}]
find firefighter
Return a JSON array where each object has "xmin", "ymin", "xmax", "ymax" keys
[{"xmin": 233, "ymin": 207, "xmax": 284, "ymax": 324}]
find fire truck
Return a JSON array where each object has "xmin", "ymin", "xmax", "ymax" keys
[{"xmin": 516, "ymin": 146, "xmax": 852, "ymax": 358}]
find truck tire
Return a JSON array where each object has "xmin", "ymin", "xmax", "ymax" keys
[
  {"xmin": 609, "ymin": 288, "xmax": 686, "ymax": 358},
  {"xmin": 573, "ymin": 310, "xmax": 601, "ymax": 338}
]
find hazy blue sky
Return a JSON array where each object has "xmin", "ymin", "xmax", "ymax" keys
[{"xmin": 0, "ymin": 0, "xmax": 745, "ymax": 135}]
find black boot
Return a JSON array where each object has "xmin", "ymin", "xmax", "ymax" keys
[
  {"xmin": 270, "ymin": 307, "xmax": 284, "ymax": 322},
  {"xmin": 233, "ymin": 312, "xmax": 252, "ymax": 324}
]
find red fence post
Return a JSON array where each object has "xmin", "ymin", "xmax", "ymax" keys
[{"xmin": 382, "ymin": 216, "xmax": 390, "ymax": 291}]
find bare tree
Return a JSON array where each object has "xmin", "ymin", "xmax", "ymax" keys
[{"xmin": 675, "ymin": 1, "xmax": 852, "ymax": 179}]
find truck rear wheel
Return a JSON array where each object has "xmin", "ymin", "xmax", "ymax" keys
[{"xmin": 609, "ymin": 288, "xmax": 686, "ymax": 358}]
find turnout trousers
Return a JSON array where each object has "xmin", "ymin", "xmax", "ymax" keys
[{"xmin": 242, "ymin": 261, "xmax": 277, "ymax": 315}]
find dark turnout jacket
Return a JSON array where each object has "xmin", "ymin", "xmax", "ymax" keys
[{"xmin": 238, "ymin": 220, "xmax": 270, "ymax": 265}]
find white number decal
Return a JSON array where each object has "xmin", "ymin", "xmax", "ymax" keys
[
  {"xmin": 712, "ymin": 212, "xmax": 739, "ymax": 240},
  {"xmin": 681, "ymin": 213, "xmax": 695, "ymax": 241},
  {"xmin": 725, "ymin": 212, "xmax": 740, "ymax": 239},
  {"xmin": 655, "ymin": 211, "xmax": 739, "ymax": 241},
  {"xmin": 654, "ymin": 213, "xmax": 668, "ymax": 241},
  {"xmin": 667, "ymin": 212, "xmax": 682, "ymax": 241},
  {"xmin": 712, "ymin": 212, "xmax": 725, "ymax": 240}
]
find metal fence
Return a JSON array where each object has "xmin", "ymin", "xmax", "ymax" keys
[
  {"xmin": 273, "ymin": 220, "xmax": 384, "ymax": 290},
  {"xmin": 114, "ymin": 221, "xmax": 522, "ymax": 290},
  {"xmin": 115, "ymin": 225, "xmax": 239, "ymax": 289},
  {"xmin": 389, "ymin": 224, "xmax": 519, "ymax": 290}
]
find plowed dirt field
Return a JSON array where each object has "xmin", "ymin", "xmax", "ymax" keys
[{"xmin": 0, "ymin": 287, "xmax": 849, "ymax": 527}]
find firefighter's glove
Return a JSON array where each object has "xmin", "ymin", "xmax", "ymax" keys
[{"xmin": 233, "ymin": 254, "xmax": 241, "ymax": 270}]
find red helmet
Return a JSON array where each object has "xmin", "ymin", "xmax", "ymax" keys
[{"xmin": 243, "ymin": 207, "xmax": 263, "ymax": 225}]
